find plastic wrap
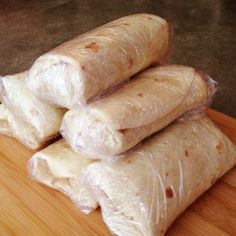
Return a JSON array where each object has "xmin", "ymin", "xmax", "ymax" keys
[
  {"xmin": 28, "ymin": 139, "xmax": 97, "ymax": 214},
  {"xmin": 0, "ymin": 104, "xmax": 12, "ymax": 136},
  {"xmin": 61, "ymin": 65, "xmax": 217, "ymax": 159},
  {"xmin": 26, "ymin": 14, "xmax": 170, "ymax": 108},
  {"xmin": 0, "ymin": 72, "xmax": 65, "ymax": 149},
  {"xmin": 78, "ymin": 116, "xmax": 236, "ymax": 236}
]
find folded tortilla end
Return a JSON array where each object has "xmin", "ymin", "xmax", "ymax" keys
[{"xmin": 27, "ymin": 54, "xmax": 86, "ymax": 108}]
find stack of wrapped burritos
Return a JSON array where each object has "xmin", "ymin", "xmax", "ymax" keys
[{"xmin": 0, "ymin": 14, "xmax": 235, "ymax": 236}]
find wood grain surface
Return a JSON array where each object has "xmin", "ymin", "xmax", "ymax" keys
[{"xmin": 0, "ymin": 109, "xmax": 235, "ymax": 236}]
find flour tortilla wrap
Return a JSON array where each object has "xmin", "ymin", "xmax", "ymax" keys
[
  {"xmin": 78, "ymin": 116, "xmax": 236, "ymax": 236},
  {"xmin": 26, "ymin": 14, "xmax": 170, "ymax": 108},
  {"xmin": 28, "ymin": 139, "xmax": 97, "ymax": 214},
  {"xmin": 61, "ymin": 65, "xmax": 216, "ymax": 158},
  {"xmin": 0, "ymin": 72, "xmax": 65, "ymax": 149},
  {"xmin": 0, "ymin": 104, "xmax": 46, "ymax": 147}
]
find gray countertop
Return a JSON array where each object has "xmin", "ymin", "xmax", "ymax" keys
[{"xmin": 0, "ymin": 0, "xmax": 235, "ymax": 117}]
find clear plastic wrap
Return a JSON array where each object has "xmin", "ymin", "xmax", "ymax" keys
[
  {"xmin": 0, "ymin": 104, "xmax": 12, "ymax": 136},
  {"xmin": 0, "ymin": 72, "xmax": 65, "ymax": 149},
  {"xmin": 77, "ymin": 116, "xmax": 236, "ymax": 236},
  {"xmin": 61, "ymin": 65, "xmax": 217, "ymax": 159},
  {"xmin": 28, "ymin": 139, "xmax": 97, "ymax": 214},
  {"xmin": 26, "ymin": 14, "xmax": 170, "ymax": 108}
]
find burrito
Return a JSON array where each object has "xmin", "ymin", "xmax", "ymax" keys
[
  {"xmin": 26, "ymin": 14, "xmax": 170, "ymax": 108},
  {"xmin": 0, "ymin": 104, "xmax": 43, "ymax": 147},
  {"xmin": 28, "ymin": 139, "xmax": 97, "ymax": 214},
  {"xmin": 78, "ymin": 116, "xmax": 236, "ymax": 236},
  {"xmin": 0, "ymin": 72, "xmax": 65, "ymax": 149},
  {"xmin": 61, "ymin": 65, "xmax": 216, "ymax": 158}
]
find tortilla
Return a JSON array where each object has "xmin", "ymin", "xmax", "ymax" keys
[
  {"xmin": 78, "ymin": 116, "xmax": 236, "ymax": 235},
  {"xmin": 0, "ymin": 72, "xmax": 65, "ymax": 149},
  {"xmin": 61, "ymin": 65, "xmax": 216, "ymax": 158},
  {"xmin": 26, "ymin": 14, "xmax": 170, "ymax": 108},
  {"xmin": 28, "ymin": 139, "xmax": 97, "ymax": 214}
]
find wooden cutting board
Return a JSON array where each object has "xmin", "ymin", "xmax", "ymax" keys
[{"xmin": 0, "ymin": 109, "xmax": 235, "ymax": 236}]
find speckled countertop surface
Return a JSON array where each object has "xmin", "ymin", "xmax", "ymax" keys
[{"xmin": 0, "ymin": 0, "xmax": 235, "ymax": 117}]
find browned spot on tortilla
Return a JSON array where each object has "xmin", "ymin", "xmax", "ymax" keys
[
  {"xmin": 127, "ymin": 159, "xmax": 132, "ymax": 164},
  {"xmin": 166, "ymin": 187, "xmax": 173, "ymax": 198},
  {"xmin": 165, "ymin": 154, "xmax": 170, "ymax": 160},
  {"xmin": 131, "ymin": 106, "xmax": 140, "ymax": 112},
  {"xmin": 85, "ymin": 42, "xmax": 99, "ymax": 52},
  {"xmin": 161, "ymin": 230, "xmax": 164, "ymax": 234},
  {"xmin": 211, "ymin": 175, "xmax": 217, "ymax": 185},
  {"xmin": 118, "ymin": 128, "xmax": 127, "ymax": 134},
  {"xmin": 128, "ymin": 57, "xmax": 134, "ymax": 69},
  {"xmin": 137, "ymin": 93, "xmax": 143, "ymax": 98},
  {"xmin": 165, "ymin": 172, "xmax": 169, "ymax": 177},
  {"xmin": 81, "ymin": 65, "xmax": 86, "ymax": 71},
  {"xmin": 123, "ymin": 23, "xmax": 130, "ymax": 26},
  {"xmin": 185, "ymin": 150, "xmax": 189, "ymax": 157},
  {"xmin": 216, "ymin": 142, "xmax": 223, "ymax": 153},
  {"xmin": 62, "ymin": 142, "xmax": 70, "ymax": 149},
  {"xmin": 30, "ymin": 108, "xmax": 39, "ymax": 116},
  {"xmin": 154, "ymin": 77, "xmax": 165, "ymax": 82}
]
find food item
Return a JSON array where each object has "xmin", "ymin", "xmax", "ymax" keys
[
  {"xmin": 26, "ymin": 14, "xmax": 170, "ymax": 108},
  {"xmin": 61, "ymin": 65, "xmax": 216, "ymax": 158},
  {"xmin": 78, "ymin": 116, "xmax": 236, "ymax": 236},
  {"xmin": 0, "ymin": 72, "xmax": 65, "ymax": 149},
  {"xmin": 28, "ymin": 139, "xmax": 97, "ymax": 214},
  {"xmin": 0, "ymin": 103, "xmax": 41, "ymax": 146}
]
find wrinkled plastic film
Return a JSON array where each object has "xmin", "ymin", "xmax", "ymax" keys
[
  {"xmin": 27, "ymin": 14, "xmax": 171, "ymax": 108},
  {"xmin": 28, "ymin": 139, "xmax": 98, "ymax": 214},
  {"xmin": 61, "ymin": 65, "xmax": 216, "ymax": 159},
  {"xmin": 178, "ymin": 70, "xmax": 217, "ymax": 121},
  {"xmin": 0, "ymin": 72, "xmax": 65, "ymax": 149},
  {"xmin": 78, "ymin": 116, "xmax": 236, "ymax": 236},
  {"xmin": 0, "ymin": 104, "xmax": 12, "ymax": 136}
]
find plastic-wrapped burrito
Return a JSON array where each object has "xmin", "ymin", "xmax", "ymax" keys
[
  {"xmin": 28, "ymin": 139, "xmax": 97, "ymax": 214},
  {"xmin": 0, "ymin": 72, "xmax": 65, "ymax": 149},
  {"xmin": 77, "ymin": 116, "xmax": 236, "ymax": 236},
  {"xmin": 0, "ymin": 104, "xmax": 43, "ymax": 146},
  {"xmin": 26, "ymin": 14, "xmax": 170, "ymax": 108},
  {"xmin": 61, "ymin": 65, "xmax": 217, "ymax": 159}
]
